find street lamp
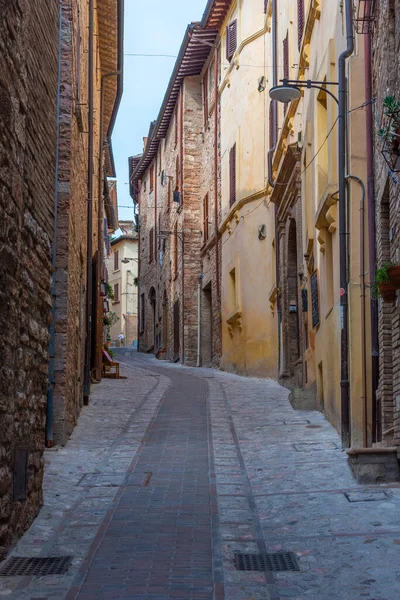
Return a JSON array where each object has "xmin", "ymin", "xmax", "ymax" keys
[
  {"xmin": 269, "ymin": 79, "xmax": 339, "ymax": 104},
  {"xmin": 121, "ymin": 257, "xmax": 139, "ymax": 264}
]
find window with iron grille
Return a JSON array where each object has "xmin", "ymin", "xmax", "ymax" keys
[
  {"xmin": 226, "ymin": 19, "xmax": 237, "ymax": 62},
  {"xmin": 229, "ymin": 144, "xmax": 236, "ymax": 207},
  {"xmin": 149, "ymin": 227, "xmax": 154, "ymax": 262},
  {"xmin": 114, "ymin": 250, "xmax": 119, "ymax": 271},
  {"xmin": 203, "ymin": 194, "xmax": 209, "ymax": 243},
  {"xmin": 114, "ymin": 283, "xmax": 119, "ymax": 302},
  {"xmin": 298, "ymin": 0, "xmax": 305, "ymax": 49}
]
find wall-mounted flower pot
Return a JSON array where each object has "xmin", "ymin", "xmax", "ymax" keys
[
  {"xmin": 379, "ymin": 282, "xmax": 396, "ymax": 302},
  {"xmin": 387, "ymin": 265, "xmax": 400, "ymax": 289}
]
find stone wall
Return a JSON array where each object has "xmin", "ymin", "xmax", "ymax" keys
[
  {"xmin": 0, "ymin": 0, "xmax": 58, "ymax": 557},
  {"xmin": 372, "ymin": 0, "xmax": 400, "ymax": 445}
]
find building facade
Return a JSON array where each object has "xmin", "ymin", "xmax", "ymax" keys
[
  {"xmin": 130, "ymin": 25, "xmax": 220, "ymax": 366},
  {"xmin": 108, "ymin": 231, "xmax": 139, "ymax": 346},
  {"xmin": 50, "ymin": 0, "xmax": 123, "ymax": 445},
  {"xmin": 0, "ymin": 0, "xmax": 58, "ymax": 559}
]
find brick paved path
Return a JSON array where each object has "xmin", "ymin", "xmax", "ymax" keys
[
  {"xmin": 73, "ymin": 369, "xmax": 214, "ymax": 600},
  {"xmin": 3, "ymin": 352, "xmax": 400, "ymax": 600}
]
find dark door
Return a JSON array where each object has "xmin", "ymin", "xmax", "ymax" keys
[{"xmin": 173, "ymin": 300, "xmax": 180, "ymax": 362}]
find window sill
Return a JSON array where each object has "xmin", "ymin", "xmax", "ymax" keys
[{"xmin": 112, "ymin": 300, "xmax": 120, "ymax": 305}]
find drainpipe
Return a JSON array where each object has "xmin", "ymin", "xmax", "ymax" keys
[
  {"xmin": 267, "ymin": 0, "xmax": 281, "ymax": 374},
  {"xmin": 347, "ymin": 174, "xmax": 367, "ymax": 447},
  {"xmin": 338, "ymin": 0, "xmax": 354, "ymax": 447},
  {"xmin": 46, "ymin": 0, "xmax": 63, "ymax": 447},
  {"xmin": 180, "ymin": 87, "xmax": 185, "ymax": 365},
  {"xmin": 83, "ymin": 0, "xmax": 95, "ymax": 404},
  {"xmin": 154, "ymin": 154, "xmax": 157, "ymax": 352},
  {"xmin": 197, "ymin": 274, "xmax": 203, "ymax": 367},
  {"xmin": 364, "ymin": 31, "xmax": 380, "ymax": 443}
]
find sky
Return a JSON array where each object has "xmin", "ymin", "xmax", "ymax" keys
[{"xmin": 112, "ymin": 0, "xmax": 208, "ymax": 222}]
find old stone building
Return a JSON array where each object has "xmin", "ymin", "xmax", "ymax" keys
[
  {"xmin": 49, "ymin": 0, "xmax": 123, "ymax": 445},
  {"xmin": 0, "ymin": 0, "xmax": 58, "ymax": 558},
  {"xmin": 130, "ymin": 24, "xmax": 220, "ymax": 366},
  {"xmin": 366, "ymin": 0, "xmax": 400, "ymax": 468}
]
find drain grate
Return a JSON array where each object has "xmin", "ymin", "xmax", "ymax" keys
[
  {"xmin": 234, "ymin": 552, "xmax": 299, "ymax": 572},
  {"xmin": 0, "ymin": 556, "xmax": 72, "ymax": 577}
]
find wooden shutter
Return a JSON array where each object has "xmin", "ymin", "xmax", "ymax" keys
[
  {"xmin": 203, "ymin": 74, "xmax": 208, "ymax": 127},
  {"xmin": 203, "ymin": 194, "xmax": 209, "ymax": 242},
  {"xmin": 114, "ymin": 250, "xmax": 119, "ymax": 270},
  {"xmin": 269, "ymin": 103, "xmax": 274, "ymax": 148},
  {"xmin": 114, "ymin": 283, "xmax": 119, "ymax": 302},
  {"xmin": 226, "ymin": 20, "xmax": 237, "ymax": 62},
  {"xmin": 298, "ymin": 0, "xmax": 305, "ymax": 49},
  {"xmin": 283, "ymin": 31, "xmax": 289, "ymax": 80},
  {"xmin": 229, "ymin": 144, "xmax": 236, "ymax": 207}
]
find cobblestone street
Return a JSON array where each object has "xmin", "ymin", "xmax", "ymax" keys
[{"xmin": 1, "ymin": 353, "xmax": 400, "ymax": 599}]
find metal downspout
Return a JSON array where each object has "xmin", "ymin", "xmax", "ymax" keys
[
  {"xmin": 214, "ymin": 48, "xmax": 220, "ymax": 324},
  {"xmin": 83, "ymin": 0, "xmax": 94, "ymax": 404},
  {"xmin": 364, "ymin": 31, "xmax": 380, "ymax": 443},
  {"xmin": 46, "ymin": 0, "xmax": 63, "ymax": 447},
  {"xmin": 267, "ymin": 0, "xmax": 281, "ymax": 374},
  {"xmin": 338, "ymin": 0, "xmax": 355, "ymax": 447},
  {"xmin": 180, "ymin": 87, "xmax": 185, "ymax": 365}
]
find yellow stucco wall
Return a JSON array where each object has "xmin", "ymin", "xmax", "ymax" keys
[{"xmin": 219, "ymin": 0, "xmax": 278, "ymax": 377}]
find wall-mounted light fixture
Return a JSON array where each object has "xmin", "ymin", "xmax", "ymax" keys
[
  {"xmin": 258, "ymin": 76, "xmax": 267, "ymax": 93},
  {"xmin": 100, "ymin": 280, "xmax": 107, "ymax": 297}
]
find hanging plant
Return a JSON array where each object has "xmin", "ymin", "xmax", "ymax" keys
[
  {"xmin": 372, "ymin": 263, "xmax": 396, "ymax": 302},
  {"xmin": 378, "ymin": 96, "xmax": 400, "ymax": 172},
  {"xmin": 106, "ymin": 282, "xmax": 115, "ymax": 301}
]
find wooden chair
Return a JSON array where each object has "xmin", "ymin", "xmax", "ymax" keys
[{"xmin": 102, "ymin": 348, "xmax": 120, "ymax": 379}]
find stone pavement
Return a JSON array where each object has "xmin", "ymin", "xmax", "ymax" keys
[{"xmin": 1, "ymin": 352, "xmax": 400, "ymax": 599}]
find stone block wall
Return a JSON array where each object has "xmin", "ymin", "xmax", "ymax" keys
[
  {"xmin": 372, "ymin": 0, "xmax": 400, "ymax": 445},
  {"xmin": 0, "ymin": 0, "xmax": 58, "ymax": 557}
]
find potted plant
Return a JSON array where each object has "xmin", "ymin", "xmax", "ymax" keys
[
  {"xmin": 378, "ymin": 96, "xmax": 400, "ymax": 172},
  {"xmin": 387, "ymin": 264, "xmax": 400, "ymax": 288},
  {"xmin": 372, "ymin": 263, "xmax": 396, "ymax": 302}
]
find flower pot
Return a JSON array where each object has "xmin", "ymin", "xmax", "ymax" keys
[
  {"xmin": 379, "ymin": 282, "xmax": 396, "ymax": 302},
  {"xmin": 388, "ymin": 265, "xmax": 400, "ymax": 289}
]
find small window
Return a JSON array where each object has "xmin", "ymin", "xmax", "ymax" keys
[
  {"xmin": 150, "ymin": 165, "xmax": 154, "ymax": 192},
  {"xmin": 149, "ymin": 227, "xmax": 154, "ymax": 262},
  {"xmin": 203, "ymin": 194, "xmax": 209, "ymax": 243},
  {"xmin": 226, "ymin": 19, "xmax": 237, "ymax": 62},
  {"xmin": 229, "ymin": 144, "xmax": 236, "ymax": 207},
  {"xmin": 114, "ymin": 250, "xmax": 119, "ymax": 271},
  {"xmin": 143, "ymin": 177, "xmax": 147, "ymax": 192},
  {"xmin": 167, "ymin": 178, "xmax": 172, "ymax": 210},
  {"xmin": 114, "ymin": 283, "xmax": 119, "ymax": 302}
]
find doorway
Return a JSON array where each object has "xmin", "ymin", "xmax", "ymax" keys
[{"xmin": 201, "ymin": 284, "xmax": 212, "ymax": 366}]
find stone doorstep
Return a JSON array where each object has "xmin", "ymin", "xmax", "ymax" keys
[{"xmin": 346, "ymin": 447, "xmax": 400, "ymax": 483}]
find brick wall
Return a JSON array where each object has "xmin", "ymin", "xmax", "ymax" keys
[
  {"xmin": 372, "ymin": 0, "xmax": 400, "ymax": 445},
  {"xmin": 0, "ymin": 0, "xmax": 58, "ymax": 557}
]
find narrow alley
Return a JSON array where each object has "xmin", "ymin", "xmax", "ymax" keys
[{"xmin": 1, "ymin": 354, "xmax": 399, "ymax": 600}]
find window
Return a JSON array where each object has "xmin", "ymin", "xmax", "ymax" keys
[
  {"xmin": 226, "ymin": 19, "xmax": 237, "ymax": 62},
  {"xmin": 324, "ymin": 231, "xmax": 334, "ymax": 312},
  {"xmin": 229, "ymin": 143, "xmax": 236, "ymax": 207},
  {"xmin": 140, "ymin": 293, "xmax": 145, "ymax": 332},
  {"xmin": 149, "ymin": 227, "xmax": 154, "ymax": 262},
  {"xmin": 143, "ymin": 177, "xmax": 147, "ymax": 192},
  {"xmin": 173, "ymin": 220, "xmax": 178, "ymax": 277},
  {"xmin": 150, "ymin": 164, "xmax": 154, "ymax": 192},
  {"xmin": 298, "ymin": 0, "xmax": 305, "ymax": 50},
  {"xmin": 203, "ymin": 194, "xmax": 209, "ymax": 243},
  {"xmin": 113, "ymin": 250, "xmax": 119, "ymax": 271},
  {"xmin": 114, "ymin": 283, "xmax": 119, "ymax": 302}
]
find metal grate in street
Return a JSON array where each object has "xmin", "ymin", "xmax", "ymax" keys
[
  {"xmin": 234, "ymin": 551, "xmax": 300, "ymax": 572},
  {"xmin": 0, "ymin": 556, "xmax": 72, "ymax": 577}
]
